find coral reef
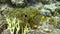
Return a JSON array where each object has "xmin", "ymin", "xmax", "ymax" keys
[{"xmin": 0, "ymin": 0, "xmax": 60, "ymax": 34}]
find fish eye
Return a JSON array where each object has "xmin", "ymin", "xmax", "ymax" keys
[{"xmin": 24, "ymin": 14, "xmax": 27, "ymax": 17}]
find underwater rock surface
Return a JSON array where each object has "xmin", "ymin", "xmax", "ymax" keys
[{"xmin": 0, "ymin": 0, "xmax": 60, "ymax": 34}]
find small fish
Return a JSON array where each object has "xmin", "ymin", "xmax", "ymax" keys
[{"xmin": 43, "ymin": 12, "xmax": 47, "ymax": 16}]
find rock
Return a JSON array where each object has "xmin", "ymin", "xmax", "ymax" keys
[
  {"xmin": 31, "ymin": 3, "xmax": 43, "ymax": 9},
  {"xmin": 39, "ymin": 0, "xmax": 50, "ymax": 4},
  {"xmin": 0, "ymin": 4, "xmax": 9, "ymax": 15},
  {"xmin": 0, "ymin": 0, "xmax": 7, "ymax": 3},
  {"xmin": 55, "ymin": 6, "xmax": 60, "ymax": 14},
  {"xmin": 11, "ymin": 0, "xmax": 24, "ymax": 5},
  {"xmin": 56, "ymin": 0, "xmax": 60, "ymax": 1},
  {"xmin": 28, "ymin": 29, "xmax": 48, "ymax": 34},
  {"xmin": 0, "ymin": 4, "xmax": 13, "ymax": 15},
  {"xmin": 44, "ymin": 3, "xmax": 57, "ymax": 12},
  {"xmin": 1, "ymin": 29, "xmax": 10, "ymax": 34},
  {"xmin": 56, "ymin": 17, "xmax": 60, "ymax": 29}
]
